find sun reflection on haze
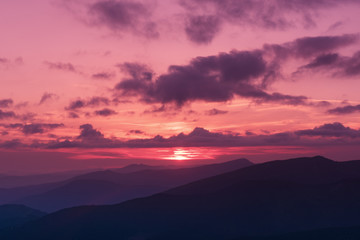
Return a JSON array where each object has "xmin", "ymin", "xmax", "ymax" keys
[{"xmin": 164, "ymin": 148, "xmax": 201, "ymax": 160}]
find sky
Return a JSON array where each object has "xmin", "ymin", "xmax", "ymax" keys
[{"xmin": 1, "ymin": 0, "xmax": 360, "ymax": 174}]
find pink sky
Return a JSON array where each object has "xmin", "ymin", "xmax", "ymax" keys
[{"xmin": 1, "ymin": 0, "xmax": 360, "ymax": 174}]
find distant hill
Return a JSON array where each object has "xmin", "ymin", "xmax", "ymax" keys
[
  {"xmin": 2, "ymin": 159, "xmax": 253, "ymax": 212},
  {"xmin": 0, "ymin": 169, "xmax": 100, "ymax": 188},
  {"xmin": 0, "ymin": 204, "xmax": 46, "ymax": 230},
  {"xmin": 3, "ymin": 156, "xmax": 360, "ymax": 239},
  {"xmin": 0, "ymin": 163, "xmax": 173, "ymax": 188}
]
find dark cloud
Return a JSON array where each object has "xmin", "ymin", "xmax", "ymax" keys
[
  {"xmin": 205, "ymin": 108, "xmax": 228, "ymax": 116},
  {"xmin": 3, "ymin": 122, "xmax": 360, "ymax": 149},
  {"xmin": 265, "ymin": 34, "xmax": 358, "ymax": 59},
  {"xmin": 44, "ymin": 61, "xmax": 77, "ymax": 72},
  {"xmin": 128, "ymin": 129, "xmax": 145, "ymax": 135},
  {"xmin": 92, "ymin": 72, "xmax": 115, "ymax": 80},
  {"xmin": 0, "ymin": 109, "xmax": 16, "ymax": 119},
  {"xmin": 68, "ymin": 112, "xmax": 80, "ymax": 118},
  {"xmin": 328, "ymin": 104, "xmax": 360, "ymax": 115},
  {"xmin": 296, "ymin": 122, "xmax": 360, "ymax": 138},
  {"xmin": 303, "ymin": 53, "xmax": 339, "ymax": 68},
  {"xmin": 0, "ymin": 99, "xmax": 13, "ymax": 108},
  {"xmin": 297, "ymin": 50, "xmax": 360, "ymax": 77},
  {"xmin": 2, "ymin": 123, "xmax": 65, "ymax": 135},
  {"xmin": 115, "ymin": 50, "xmax": 308, "ymax": 106},
  {"xmin": 22, "ymin": 124, "xmax": 64, "ymax": 135},
  {"xmin": 94, "ymin": 108, "xmax": 117, "ymax": 116},
  {"xmin": 180, "ymin": 0, "xmax": 360, "ymax": 43},
  {"xmin": 89, "ymin": 0, "xmax": 158, "ymax": 38},
  {"xmin": 0, "ymin": 139, "xmax": 24, "ymax": 149},
  {"xmin": 65, "ymin": 97, "xmax": 110, "ymax": 111},
  {"xmin": 39, "ymin": 93, "xmax": 59, "ymax": 105},
  {"xmin": 185, "ymin": 15, "xmax": 222, "ymax": 44},
  {"xmin": 113, "ymin": 34, "xmax": 359, "ymax": 108}
]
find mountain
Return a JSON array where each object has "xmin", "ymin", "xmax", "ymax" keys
[
  {"xmin": 0, "ymin": 169, "xmax": 100, "ymax": 188},
  {"xmin": 3, "ymin": 159, "xmax": 253, "ymax": 212},
  {"xmin": 0, "ymin": 163, "xmax": 171, "ymax": 189},
  {"xmin": 3, "ymin": 156, "xmax": 360, "ymax": 239},
  {"xmin": 0, "ymin": 204, "xmax": 46, "ymax": 230},
  {"xmin": 111, "ymin": 164, "xmax": 172, "ymax": 173}
]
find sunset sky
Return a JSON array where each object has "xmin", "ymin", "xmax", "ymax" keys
[{"xmin": 1, "ymin": 0, "xmax": 360, "ymax": 174}]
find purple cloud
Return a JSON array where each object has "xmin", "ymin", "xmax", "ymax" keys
[
  {"xmin": 297, "ymin": 50, "xmax": 360, "ymax": 77},
  {"xmin": 89, "ymin": 0, "xmax": 158, "ymax": 38},
  {"xmin": 185, "ymin": 15, "xmax": 222, "ymax": 44},
  {"xmin": 0, "ymin": 99, "xmax": 13, "ymax": 108},
  {"xmin": 44, "ymin": 61, "xmax": 77, "ymax": 72},
  {"xmin": 180, "ymin": 0, "xmax": 360, "ymax": 43},
  {"xmin": 94, "ymin": 108, "xmax": 117, "ymax": 116},
  {"xmin": 39, "ymin": 93, "xmax": 59, "ymax": 105},
  {"xmin": 92, "ymin": 72, "xmax": 115, "ymax": 80},
  {"xmin": 1, "ymin": 123, "xmax": 65, "ymax": 135},
  {"xmin": 128, "ymin": 129, "xmax": 145, "ymax": 135},
  {"xmin": 296, "ymin": 122, "xmax": 360, "ymax": 138},
  {"xmin": 328, "ymin": 104, "xmax": 360, "ymax": 115},
  {"xmin": 0, "ymin": 109, "xmax": 16, "ymax": 119},
  {"xmin": 65, "ymin": 97, "xmax": 111, "ymax": 111},
  {"xmin": 115, "ymin": 50, "xmax": 307, "ymax": 106},
  {"xmin": 205, "ymin": 108, "xmax": 228, "ymax": 116},
  {"xmin": 3, "ymin": 122, "xmax": 360, "ymax": 149}
]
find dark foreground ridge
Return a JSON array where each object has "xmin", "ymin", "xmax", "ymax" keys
[
  {"xmin": 2, "ymin": 156, "xmax": 360, "ymax": 239},
  {"xmin": 0, "ymin": 204, "xmax": 46, "ymax": 230}
]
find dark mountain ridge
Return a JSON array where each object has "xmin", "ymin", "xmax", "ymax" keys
[{"xmin": 2, "ymin": 156, "xmax": 360, "ymax": 239}]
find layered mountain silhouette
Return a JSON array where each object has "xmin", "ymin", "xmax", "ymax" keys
[
  {"xmin": 0, "ymin": 204, "xmax": 46, "ymax": 230},
  {"xmin": 2, "ymin": 156, "xmax": 360, "ymax": 239},
  {"xmin": 0, "ymin": 169, "xmax": 101, "ymax": 188},
  {"xmin": 0, "ymin": 159, "xmax": 253, "ymax": 212}
]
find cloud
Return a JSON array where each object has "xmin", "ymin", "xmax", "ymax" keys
[
  {"xmin": 1, "ymin": 123, "xmax": 65, "ymax": 135},
  {"xmin": 92, "ymin": 72, "xmax": 115, "ymax": 80},
  {"xmin": 44, "ymin": 61, "xmax": 77, "ymax": 72},
  {"xmin": 295, "ymin": 122, "xmax": 360, "ymax": 138},
  {"xmin": 128, "ymin": 129, "xmax": 145, "ymax": 135},
  {"xmin": 94, "ymin": 108, "xmax": 117, "ymax": 116},
  {"xmin": 0, "ymin": 99, "xmax": 13, "ymax": 108},
  {"xmin": 39, "ymin": 93, "xmax": 59, "ymax": 105},
  {"xmin": 297, "ymin": 50, "xmax": 360, "ymax": 77},
  {"xmin": 68, "ymin": 112, "xmax": 80, "ymax": 118},
  {"xmin": 303, "ymin": 53, "xmax": 339, "ymax": 68},
  {"xmin": 0, "ymin": 58, "xmax": 10, "ymax": 64},
  {"xmin": 0, "ymin": 109, "xmax": 16, "ymax": 119},
  {"xmin": 113, "ymin": 34, "xmax": 358, "ymax": 108},
  {"xmin": 180, "ymin": 0, "xmax": 360, "ymax": 43},
  {"xmin": 65, "ymin": 97, "xmax": 111, "ymax": 111},
  {"xmin": 328, "ymin": 104, "xmax": 360, "ymax": 114},
  {"xmin": 205, "ymin": 108, "xmax": 228, "ymax": 116},
  {"xmin": 87, "ymin": 0, "xmax": 159, "ymax": 38},
  {"xmin": 265, "ymin": 34, "xmax": 358, "ymax": 59},
  {"xmin": 3, "ymin": 122, "xmax": 360, "ymax": 149},
  {"xmin": 185, "ymin": 15, "xmax": 222, "ymax": 44},
  {"xmin": 114, "ymin": 50, "xmax": 307, "ymax": 106}
]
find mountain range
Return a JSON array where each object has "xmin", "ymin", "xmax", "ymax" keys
[
  {"xmin": 0, "ymin": 158, "xmax": 253, "ymax": 212},
  {"xmin": 1, "ymin": 156, "xmax": 360, "ymax": 239}
]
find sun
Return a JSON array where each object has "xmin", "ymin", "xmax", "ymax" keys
[{"xmin": 165, "ymin": 148, "xmax": 195, "ymax": 161}]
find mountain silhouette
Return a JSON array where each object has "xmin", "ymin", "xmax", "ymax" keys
[
  {"xmin": 2, "ymin": 156, "xmax": 360, "ymax": 239},
  {"xmin": 0, "ymin": 204, "xmax": 46, "ymax": 230},
  {"xmin": 2, "ymin": 159, "xmax": 253, "ymax": 212}
]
